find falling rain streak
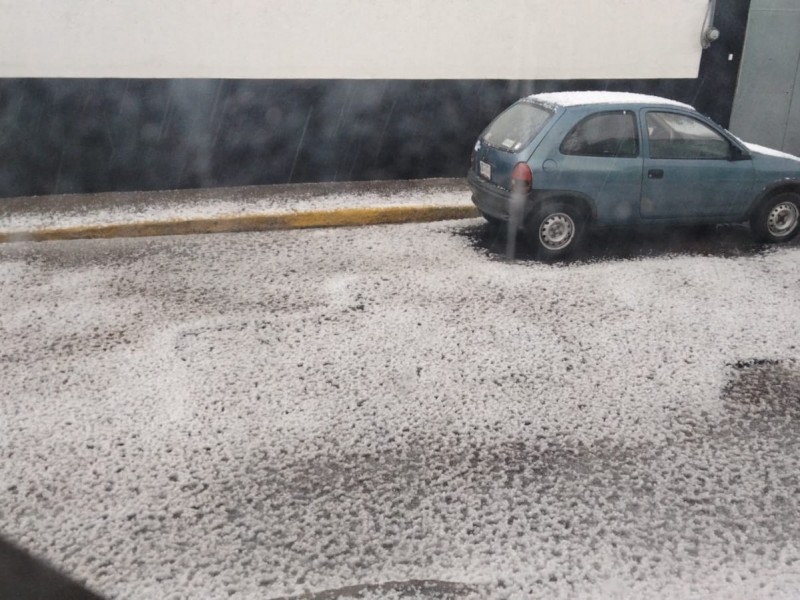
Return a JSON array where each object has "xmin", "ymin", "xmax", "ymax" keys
[
  {"xmin": 375, "ymin": 99, "xmax": 398, "ymax": 164},
  {"xmin": 288, "ymin": 108, "xmax": 313, "ymax": 184},
  {"xmin": 506, "ymin": 189, "xmax": 525, "ymax": 260}
]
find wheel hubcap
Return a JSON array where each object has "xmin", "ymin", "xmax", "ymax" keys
[
  {"xmin": 767, "ymin": 202, "xmax": 799, "ymax": 237},
  {"xmin": 539, "ymin": 213, "xmax": 575, "ymax": 250}
]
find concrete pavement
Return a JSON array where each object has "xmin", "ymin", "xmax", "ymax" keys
[{"xmin": 0, "ymin": 179, "xmax": 478, "ymax": 243}]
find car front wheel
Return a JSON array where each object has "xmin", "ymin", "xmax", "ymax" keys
[
  {"xmin": 751, "ymin": 192, "xmax": 800, "ymax": 243},
  {"xmin": 524, "ymin": 202, "xmax": 585, "ymax": 260}
]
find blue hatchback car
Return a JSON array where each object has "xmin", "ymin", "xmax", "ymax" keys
[{"xmin": 468, "ymin": 91, "xmax": 800, "ymax": 259}]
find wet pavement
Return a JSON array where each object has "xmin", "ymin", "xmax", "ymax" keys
[{"xmin": 2, "ymin": 220, "xmax": 800, "ymax": 599}]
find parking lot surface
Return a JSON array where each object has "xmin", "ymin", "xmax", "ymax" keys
[{"xmin": 2, "ymin": 220, "xmax": 800, "ymax": 599}]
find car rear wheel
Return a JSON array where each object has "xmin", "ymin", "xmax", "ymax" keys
[
  {"xmin": 524, "ymin": 202, "xmax": 586, "ymax": 261},
  {"xmin": 750, "ymin": 192, "xmax": 800, "ymax": 243}
]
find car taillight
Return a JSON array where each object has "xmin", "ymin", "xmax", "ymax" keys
[{"xmin": 511, "ymin": 162, "xmax": 532, "ymax": 192}]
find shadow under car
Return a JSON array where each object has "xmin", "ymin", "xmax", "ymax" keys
[{"xmin": 456, "ymin": 220, "xmax": 797, "ymax": 263}]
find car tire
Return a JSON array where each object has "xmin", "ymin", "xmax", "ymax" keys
[
  {"xmin": 524, "ymin": 201, "xmax": 586, "ymax": 261},
  {"xmin": 750, "ymin": 192, "xmax": 800, "ymax": 243}
]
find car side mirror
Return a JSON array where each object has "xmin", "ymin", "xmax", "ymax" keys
[{"xmin": 729, "ymin": 145, "xmax": 750, "ymax": 161}]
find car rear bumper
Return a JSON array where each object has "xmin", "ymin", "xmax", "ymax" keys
[{"xmin": 467, "ymin": 170, "xmax": 511, "ymax": 221}]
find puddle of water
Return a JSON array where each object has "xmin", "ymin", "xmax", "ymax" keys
[{"xmin": 722, "ymin": 358, "xmax": 800, "ymax": 417}]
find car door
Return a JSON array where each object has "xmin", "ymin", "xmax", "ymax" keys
[
  {"xmin": 640, "ymin": 110, "xmax": 755, "ymax": 220},
  {"xmin": 554, "ymin": 109, "xmax": 643, "ymax": 224}
]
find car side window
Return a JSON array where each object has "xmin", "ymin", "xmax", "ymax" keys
[
  {"xmin": 559, "ymin": 111, "xmax": 639, "ymax": 158},
  {"xmin": 646, "ymin": 112, "xmax": 731, "ymax": 160}
]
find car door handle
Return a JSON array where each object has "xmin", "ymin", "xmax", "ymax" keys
[{"xmin": 648, "ymin": 169, "xmax": 664, "ymax": 179}]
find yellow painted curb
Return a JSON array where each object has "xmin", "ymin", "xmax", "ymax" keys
[{"xmin": 0, "ymin": 204, "xmax": 480, "ymax": 244}]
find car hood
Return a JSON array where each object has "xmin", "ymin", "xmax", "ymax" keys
[{"xmin": 743, "ymin": 141, "xmax": 800, "ymax": 171}]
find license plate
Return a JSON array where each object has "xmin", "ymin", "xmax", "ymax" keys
[{"xmin": 479, "ymin": 161, "xmax": 491, "ymax": 180}]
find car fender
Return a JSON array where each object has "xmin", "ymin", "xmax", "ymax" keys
[
  {"xmin": 527, "ymin": 190, "xmax": 598, "ymax": 222},
  {"xmin": 744, "ymin": 178, "xmax": 800, "ymax": 219}
]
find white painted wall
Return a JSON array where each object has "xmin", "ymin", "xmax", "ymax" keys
[{"xmin": 0, "ymin": 0, "xmax": 709, "ymax": 79}]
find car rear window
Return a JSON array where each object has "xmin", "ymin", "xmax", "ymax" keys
[{"xmin": 482, "ymin": 103, "xmax": 553, "ymax": 152}]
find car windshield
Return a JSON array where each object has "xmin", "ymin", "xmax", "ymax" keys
[{"xmin": 481, "ymin": 102, "xmax": 553, "ymax": 152}]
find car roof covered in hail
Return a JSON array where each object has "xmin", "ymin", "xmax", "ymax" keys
[{"xmin": 525, "ymin": 91, "xmax": 694, "ymax": 111}]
